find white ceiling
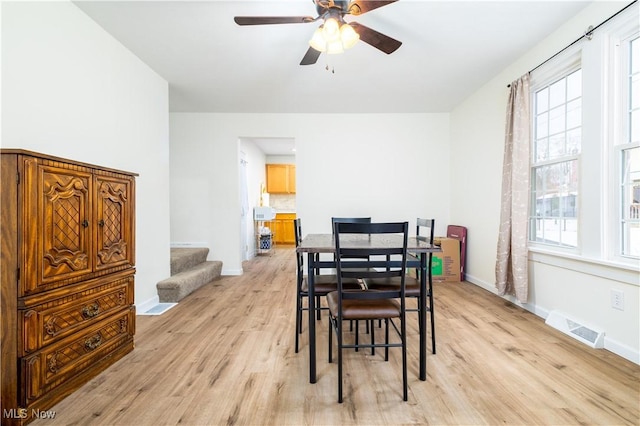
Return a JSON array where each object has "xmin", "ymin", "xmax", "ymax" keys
[
  {"xmin": 73, "ymin": 0, "xmax": 593, "ymax": 115},
  {"xmin": 244, "ymin": 137, "xmax": 297, "ymax": 156}
]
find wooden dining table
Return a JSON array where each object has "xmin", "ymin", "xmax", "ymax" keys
[{"xmin": 296, "ymin": 233, "xmax": 441, "ymax": 384}]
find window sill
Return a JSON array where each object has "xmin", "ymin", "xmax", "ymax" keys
[{"xmin": 528, "ymin": 246, "xmax": 639, "ymax": 286}]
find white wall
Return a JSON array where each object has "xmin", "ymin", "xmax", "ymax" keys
[
  {"xmin": 450, "ymin": 1, "xmax": 639, "ymax": 363},
  {"xmin": 1, "ymin": 1, "xmax": 171, "ymax": 308},
  {"xmin": 240, "ymin": 139, "xmax": 267, "ymax": 258},
  {"xmin": 170, "ymin": 113, "xmax": 450, "ymax": 275}
]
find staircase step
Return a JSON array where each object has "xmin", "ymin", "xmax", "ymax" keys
[
  {"xmin": 157, "ymin": 260, "xmax": 223, "ymax": 303},
  {"xmin": 171, "ymin": 247, "xmax": 209, "ymax": 275}
]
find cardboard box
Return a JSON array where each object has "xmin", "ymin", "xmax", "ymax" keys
[{"xmin": 431, "ymin": 237, "xmax": 461, "ymax": 282}]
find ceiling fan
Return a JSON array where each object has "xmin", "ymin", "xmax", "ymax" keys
[{"xmin": 234, "ymin": 0, "xmax": 402, "ymax": 66}]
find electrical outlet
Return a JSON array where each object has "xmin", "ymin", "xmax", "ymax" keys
[{"xmin": 611, "ymin": 289, "xmax": 624, "ymax": 311}]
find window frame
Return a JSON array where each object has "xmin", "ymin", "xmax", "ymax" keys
[
  {"xmin": 527, "ymin": 4, "xmax": 640, "ymax": 267},
  {"xmin": 609, "ymin": 19, "xmax": 640, "ymax": 262},
  {"xmin": 529, "ymin": 53, "xmax": 582, "ymax": 254}
]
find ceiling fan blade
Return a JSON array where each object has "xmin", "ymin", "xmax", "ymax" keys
[
  {"xmin": 234, "ymin": 16, "xmax": 314, "ymax": 25},
  {"xmin": 347, "ymin": 0, "xmax": 398, "ymax": 16},
  {"xmin": 350, "ymin": 22, "xmax": 401, "ymax": 54},
  {"xmin": 300, "ymin": 47, "xmax": 322, "ymax": 66}
]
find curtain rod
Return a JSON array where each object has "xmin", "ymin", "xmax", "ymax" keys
[{"xmin": 507, "ymin": 0, "xmax": 638, "ymax": 87}]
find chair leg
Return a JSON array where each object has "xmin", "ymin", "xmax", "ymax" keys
[
  {"xmin": 429, "ymin": 292, "xmax": 436, "ymax": 354},
  {"xmin": 401, "ymin": 315, "xmax": 408, "ymax": 401},
  {"xmin": 295, "ymin": 294, "xmax": 302, "ymax": 353},
  {"xmin": 316, "ymin": 295, "xmax": 322, "ymax": 320},
  {"xmin": 384, "ymin": 318, "xmax": 390, "ymax": 361},
  {"xmin": 355, "ymin": 321, "xmax": 359, "ymax": 352},
  {"xmin": 337, "ymin": 319, "xmax": 343, "ymax": 403},
  {"xmin": 328, "ymin": 317, "xmax": 333, "ymax": 363},
  {"xmin": 370, "ymin": 320, "xmax": 375, "ymax": 355}
]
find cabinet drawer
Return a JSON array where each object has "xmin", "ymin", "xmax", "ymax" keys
[
  {"xmin": 19, "ymin": 274, "xmax": 134, "ymax": 355},
  {"xmin": 20, "ymin": 307, "xmax": 135, "ymax": 405}
]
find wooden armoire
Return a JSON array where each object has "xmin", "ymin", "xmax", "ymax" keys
[{"xmin": 1, "ymin": 150, "xmax": 137, "ymax": 425}]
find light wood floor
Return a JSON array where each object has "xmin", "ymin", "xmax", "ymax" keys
[{"xmin": 35, "ymin": 247, "xmax": 639, "ymax": 425}]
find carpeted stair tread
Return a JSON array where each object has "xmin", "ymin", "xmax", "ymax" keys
[
  {"xmin": 157, "ymin": 260, "xmax": 222, "ymax": 303},
  {"xmin": 171, "ymin": 247, "xmax": 209, "ymax": 275}
]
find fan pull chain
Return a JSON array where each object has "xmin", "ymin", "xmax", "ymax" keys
[{"xmin": 325, "ymin": 63, "xmax": 335, "ymax": 74}]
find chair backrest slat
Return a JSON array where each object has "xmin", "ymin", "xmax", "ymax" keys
[
  {"xmin": 331, "ymin": 217, "xmax": 372, "ymax": 231},
  {"xmin": 294, "ymin": 218, "xmax": 304, "ymax": 276},
  {"xmin": 331, "ymin": 217, "xmax": 372, "ymax": 260},
  {"xmin": 416, "ymin": 218, "xmax": 435, "ymax": 244},
  {"xmin": 412, "ymin": 218, "xmax": 435, "ymax": 277}
]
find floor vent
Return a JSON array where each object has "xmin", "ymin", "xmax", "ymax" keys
[
  {"xmin": 545, "ymin": 310, "xmax": 604, "ymax": 348},
  {"xmin": 138, "ymin": 303, "xmax": 177, "ymax": 316}
]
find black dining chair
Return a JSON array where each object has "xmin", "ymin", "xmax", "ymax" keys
[
  {"xmin": 293, "ymin": 218, "xmax": 361, "ymax": 353},
  {"xmin": 365, "ymin": 218, "xmax": 437, "ymax": 354},
  {"xmin": 330, "ymin": 217, "xmax": 374, "ymax": 345},
  {"xmin": 329, "ymin": 218, "xmax": 374, "ymax": 275},
  {"xmin": 331, "ymin": 216, "xmax": 371, "ymax": 229},
  {"xmin": 327, "ymin": 221, "xmax": 410, "ymax": 403}
]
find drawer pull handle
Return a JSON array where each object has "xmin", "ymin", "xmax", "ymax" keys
[
  {"xmin": 82, "ymin": 303, "xmax": 100, "ymax": 318},
  {"xmin": 85, "ymin": 334, "xmax": 102, "ymax": 351}
]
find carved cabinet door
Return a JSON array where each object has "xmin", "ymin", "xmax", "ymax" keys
[
  {"xmin": 94, "ymin": 173, "xmax": 135, "ymax": 271},
  {"xmin": 22, "ymin": 159, "xmax": 94, "ymax": 294}
]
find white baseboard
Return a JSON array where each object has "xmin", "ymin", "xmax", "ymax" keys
[
  {"xmin": 222, "ymin": 268, "xmax": 243, "ymax": 276},
  {"xmin": 135, "ymin": 295, "xmax": 159, "ymax": 314},
  {"xmin": 604, "ymin": 337, "xmax": 640, "ymax": 364},
  {"xmin": 462, "ymin": 274, "xmax": 639, "ymax": 365},
  {"xmin": 465, "ymin": 273, "xmax": 549, "ymax": 318}
]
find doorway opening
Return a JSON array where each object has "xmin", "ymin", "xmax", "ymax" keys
[{"xmin": 239, "ymin": 137, "xmax": 296, "ymax": 260}]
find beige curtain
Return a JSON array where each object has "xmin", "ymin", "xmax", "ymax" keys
[{"xmin": 496, "ymin": 74, "xmax": 530, "ymax": 303}]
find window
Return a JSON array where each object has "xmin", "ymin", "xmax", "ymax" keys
[
  {"xmin": 620, "ymin": 36, "xmax": 640, "ymax": 257},
  {"xmin": 528, "ymin": 4, "xmax": 639, "ymax": 265},
  {"xmin": 530, "ymin": 69, "xmax": 582, "ymax": 248}
]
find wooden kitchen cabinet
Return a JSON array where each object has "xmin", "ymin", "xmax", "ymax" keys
[
  {"xmin": 266, "ymin": 164, "xmax": 296, "ymax": 194},
  {"xmin": 287, "ymin": 165, "xmax": 296, "ymax": 193},
  {"xmin": 267, "ymin": 213, "xmax": 296, "ymax": 244},
  {"xmin": 1, "ymin": 150, "xmax": 136, "ymax": 425},
  {"xmin": 278, "ymin": 213, "xmax": 296, "ymax": 244}
]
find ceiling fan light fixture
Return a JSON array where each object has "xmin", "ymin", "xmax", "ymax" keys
[
  {"xmin": 340, "ymin": 23, "xmax": 359, "ymax": 49},
  {"xmin": 236, "ymin": 0, "xmax": 401, "ymax": 66},
  {"xmin": 309, "ymin": 27, "xmax": 327, "ymax": 52},
  {"xmin": 309, "ymin": 18, "xmax": 359, "ymax": 55},
  {"xmin": 325, "ymin": 38, "xmax": 345, "ymax": 55},
  {"xmin": 322, "ymin": 17, "xmax": 341, "ymax": 40}
]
